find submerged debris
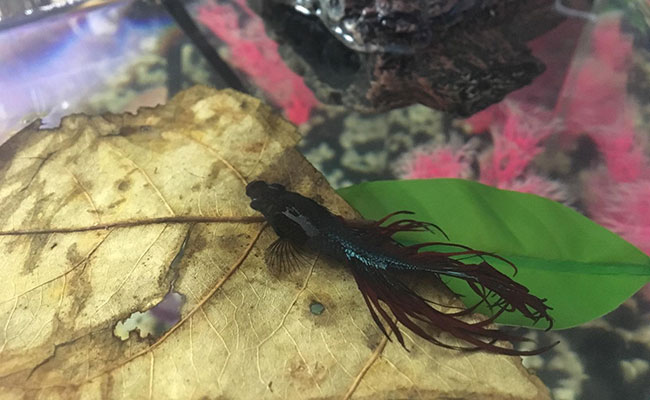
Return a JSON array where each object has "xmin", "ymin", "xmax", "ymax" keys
[{"xmin": 252, "ymin": 0, "xmax": 571, "ymax": 115}]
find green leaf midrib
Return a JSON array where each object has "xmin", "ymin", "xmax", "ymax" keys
[{"xmin": 501, "ymin": 255, "xmax": 650, "ymax": 277}]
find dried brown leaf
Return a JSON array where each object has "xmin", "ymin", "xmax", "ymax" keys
[{"xmin": 0, "ymin": 86, "xmax": 550, "ymax": 399}]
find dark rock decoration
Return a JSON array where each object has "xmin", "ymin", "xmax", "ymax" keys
[{"xmin": 250, "ymin": 0, "xmax": 571, "ymax": 116}]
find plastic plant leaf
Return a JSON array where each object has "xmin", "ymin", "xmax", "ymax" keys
[{"xmin": 338, "ymin": 179, "xmax": 650, "ymax": 330}]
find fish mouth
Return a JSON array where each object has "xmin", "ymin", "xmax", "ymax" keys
[
  {"xmin": 245, "ymin": 180, "xmax": 268, "ymax": 199},
  {"xmin": 249, "ymin": 199, "xmax": 263, "ymax": 211}
]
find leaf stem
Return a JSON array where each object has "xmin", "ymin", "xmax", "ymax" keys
[{"xmin": 0, "ymin": 215, "xmax": 266, "ymax": 236}]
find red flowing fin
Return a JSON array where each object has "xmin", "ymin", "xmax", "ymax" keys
[
  {"xmin": 366, "ymin": 213, "xmax": 513, "ymax": 273},
  {"xmin": 379, "ymin": 218, "xmax": 449, "ymax": 240},
  {"xmin": 346, "ymin": 211, "xmax": 449, "ymax": 241},
  {"xmin": 361, "ymin": 213, "xmax": 548, "ymax": 324},
  {"xmin": 345, "ymin": 211, "xmax": 554, "ymax": 338},
  {"xmin": 373, "ymin": 210, "xmax": 416, "ymax": 226},
  {"xmin": 350, "ymin": 263, "xmax": 558, "ymax": 356},
  {"xmin": 402, "ymin": 251, "xmax": 553, "ymax": 329}
]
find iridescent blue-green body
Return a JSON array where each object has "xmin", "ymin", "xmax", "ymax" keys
[{"xmin": 246, "ymin": 180, "xmax": 556, "ymax": 355}]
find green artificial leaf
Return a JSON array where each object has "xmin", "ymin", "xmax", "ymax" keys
[{"xmin": 338, "ymin": 179, "xmax": 650, "ymax": 330}]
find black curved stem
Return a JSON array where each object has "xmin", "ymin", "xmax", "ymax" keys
[{"xmin": 160, "ymin": 0, "xmax": 247, "ymax": 93}]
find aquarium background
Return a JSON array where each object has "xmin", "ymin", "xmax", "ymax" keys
[{"xmin": 1, "ymin": 0, "xmax": 649, "ymax": 399}]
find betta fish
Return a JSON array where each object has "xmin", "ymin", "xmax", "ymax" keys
[{"xmin": 246, "ymin": 180, "xmax": 556, "ymax": 355}]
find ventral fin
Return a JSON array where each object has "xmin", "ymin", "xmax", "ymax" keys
[{"xmin": 264, "ymin": 238, "xmax": 312, "ymax": 276}]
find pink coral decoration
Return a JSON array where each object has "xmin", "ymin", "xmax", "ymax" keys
[
  {"xmin": 400, "ymin": 99, "xmax": 568, "ymax": 201},
  {"xmin": 569, "ymin": 15, "xmax": 650, "ymax": 260},
  {"xmin": 590, "ymin": 110, "xmax": 647, "ymax": 183},
  {"xmin": 585, "ymin": 171, "xmax": 650, "ymax": 255},
  {"xmin": 395, "ymin": 140, "xmax": 476, "ymax": 180},
  {"xmin": 197, "ymin": 1, "xmax": 318, "ymax": 124},
  {"xmin": 462, "ymin": 104, "xmax": 499, "ymax": 134},
  {"xmin": 494, "ymin": 175, "xmax": 569, "ymax": 203},
  {"xmin": 560, "ymin": 56, "xmax": 628, "ymax": 135},
  {"xmin": 591, "ymin": 17, "xmax": 633, "ymax": 72},
  {"xmin": 556, "ymin": 14, "xmax": 641, "ymax": 184},
  {"xmin": 479, "ymin": 102, "xmax": 558, "ymax": 187}
]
